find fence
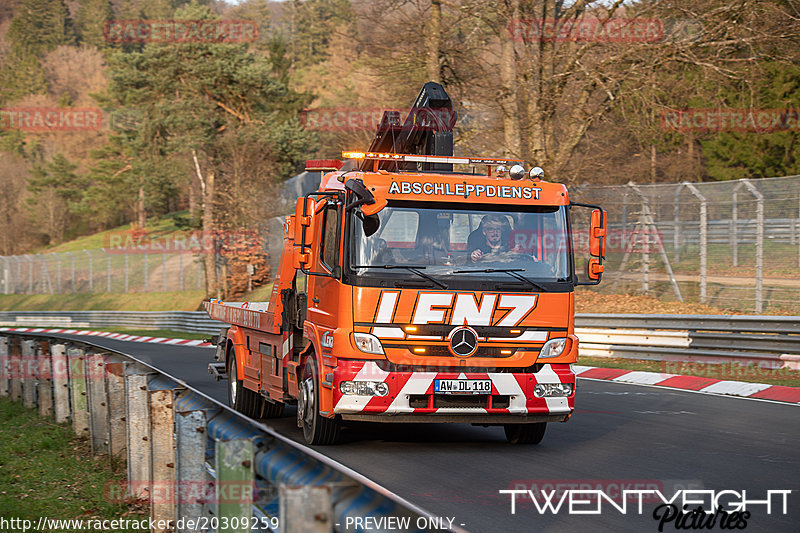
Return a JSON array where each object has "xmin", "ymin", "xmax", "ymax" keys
[
  {"xmin": 570, "ymin": 175, "xmax": 800, "ymax": 314},
  {"xmin": 0, "ymin": 332, "xmax": 453, "ymax": 533},
  {"xmin": 0, "ymin": 249, "xmax": 207, "ymax": 295}
]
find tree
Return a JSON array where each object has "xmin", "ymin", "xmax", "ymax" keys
[
  {"xmin": 76, "ymin": 0, "xmax": 114, "ymax": 49},
  {"xmin": 26, "ymin": 153, "xmax": 84, "ymax": 244},
  {"xmin": 290, "ymin": 0, "xmax": 357, "ymax": 67},
  {"xmin": 0, "ymin": 0, "xmax": 75, "ymax": 103},
  {"xmin": 98, "ymin": 3, "xmax": 313, "ymax": 296}
]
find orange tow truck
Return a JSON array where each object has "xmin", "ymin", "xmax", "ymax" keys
[{"xmin": 205, "ymin": 83, "xmax": 606, "ymax": 444}]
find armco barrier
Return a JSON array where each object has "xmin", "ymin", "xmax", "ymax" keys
[
  {"xmin": 0, "ymin": 310, "xmax": 226, "ymax": 334},
  {"xmin": 2, "ymin": 310, "xmax": 799, "ymax": 367},
  {"xmin": 0, "ymin": 332, "xmax": 459, "ymax": 533},
  {"xmin": 575, "ymin": 314, "xmax": 800, "ymax": 368}
]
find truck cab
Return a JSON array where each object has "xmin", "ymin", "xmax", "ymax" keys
[{"xmin": 206, "ymin": 84, "xmax": 606, "ymax": 445}]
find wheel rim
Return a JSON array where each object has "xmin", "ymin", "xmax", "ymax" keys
[
  {"xmin": 299, "ymin": 377, "xmax": 315, "ymax": 428},
  {"xmin": 229, "ymin": 361, "xmax": 238, "ymax": 404}
]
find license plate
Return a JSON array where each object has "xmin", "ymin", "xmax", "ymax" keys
[{"xmin": 434, "ymin": 379, "xmax": 492, "ymax": 394}]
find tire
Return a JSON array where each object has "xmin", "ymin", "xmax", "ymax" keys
[
  {"xmin": 262, "ymin": 399, "xmax": 285, "ymax": 418},
  {"xmin": 504, "ymin": 422, "xmax": 547, "ymax": 444},
  {"xmin": 298, "ymin": 356, "xmax": 340, "ymax": 445},
  {"xmin": 227, "ymin": 346, "xmax": 266, "ymax": 419}
]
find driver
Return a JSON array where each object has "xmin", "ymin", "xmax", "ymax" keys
[{"xmin": 468, "ymin": 214, "xmax": 512, "ymax": 262}]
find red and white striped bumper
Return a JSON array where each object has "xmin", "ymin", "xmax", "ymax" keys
[{"xmin": 332, "ymin": 360, "xmax": 575, "ymax": 417}]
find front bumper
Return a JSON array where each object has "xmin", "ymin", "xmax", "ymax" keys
[{"xmin": 332, "ymin": 360, "xmax": 575, "ymax": 419}]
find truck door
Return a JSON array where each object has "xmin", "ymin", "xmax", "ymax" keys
[{"xmin": 306, "ymin": 201, "xmax": 342, "ymax": 361}]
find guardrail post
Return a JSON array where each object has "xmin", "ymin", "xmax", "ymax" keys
[
  {"xmin": 280, "ymin": 485, "xmax": 333, "ymax": 533},
  {"xmin": 50, "ymin": 343, "xmax": 70, "ymax": 423},
  {"xmin": 176, "ymin": 407, "xmax": 207, "ymax": 531},
  {"xmin": 21, "ymin": 339, "xmax": 37, "ymax": 408},
  {"xmin": 215, "ymin": 438, "xmax": 254, "ymax": 533},
  {"xmin": 0, "ymin": 337, "xmax": 9, "ymax": 397},
  {"xmin": 86, "ymin": 353, "xmax": 110, "ymax": 454},
  {"xmin": 37, "ymin": 340, "xmax": 54, "ymax": 418},
  {"xmin": 150, "ymin": 388, "xmax": 178, "ymax": 532},
  {"xmin": 105, "ymin": 358, "xmax": 128, "ymax": 464},
  {"xmin": 125, "ymin": 371, "xmax": 151, "ymax": 499},
  {"xmin": 9, "ymin": 337, "xmax": 22, "ymax": 401},
  {"xmin": 68, "ymin": 347, "xmax": 90, "ymax": 437}
]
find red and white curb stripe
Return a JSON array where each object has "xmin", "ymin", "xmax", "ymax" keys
[
  {"xmin": 1, "ymin": 327, "xmax": 796, "ymax": 403},
  {"xmin": 0, "ymin": 327, "xmax": 212, "ymax": 347},
  {"xmin": 575, "ymin": 365, "xmax": 800, "ymax": 405}
]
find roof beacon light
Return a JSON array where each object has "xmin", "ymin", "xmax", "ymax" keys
[
  {"xmin": 341, "ymin": 151, "xmax": 524, "ymax": 173},
  {"xmin": 530, "ymin": 167, "xmax": 544, "ymax": 181},
  {"xmin": 509, "ymin": 164, "xmax": 526, "ymax": 180},
  {"xmin": 496, "ymin": 165, "xmax": 507, "ymax": 177}
]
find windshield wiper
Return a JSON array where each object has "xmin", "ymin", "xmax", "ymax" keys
[
  {"xmin": 453, "ymin": 268, "xmax": 547, "ymax": 291},
  {"xmin": 352, "ymin": 264, "xmax": 448, "ymax": 289}
]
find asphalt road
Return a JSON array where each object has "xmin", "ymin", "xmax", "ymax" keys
[{"xmin": 22, "ymin": 334, "xmax": 800, "ymax": 533}]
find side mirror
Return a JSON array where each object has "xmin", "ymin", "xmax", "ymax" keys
[
  {"xmin": 295, "ymin": 197, "xmax": 315, "ymax": 247},
  {"xmin": 589, "ymin": 208, "xmax": 606, "ymax": 258},
  {"xmin": 587, "ymin": 258, "xmax": 604, "ymax": 281}
]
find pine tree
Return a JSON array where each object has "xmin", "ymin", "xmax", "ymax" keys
[
  {"xmin": 76, "ymin": 0, "xmax": 113, "ymax": 49},
  {"xmin": 7, "ymin": 0, "xmax": 75, "ymax": 57}
]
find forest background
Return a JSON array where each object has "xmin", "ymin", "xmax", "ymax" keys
[{"xmin": 0, "ymin": 0, "xmax": 797, "ymax": 280}]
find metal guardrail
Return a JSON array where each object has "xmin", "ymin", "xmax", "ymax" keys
[
  {"xmin": 0, "ymin": 332, "xmax": 457, "ymax": 533},
  {"xmin": 0, "ymin": 310, "xmax": 226, "ymax": 334},
  {"xmin": 575, "ymin": 314, "xmax": 800, "ymax": 368},
  {"xmin": 1, "ymin": 310, "xmax": 799, "ymax": 367}
]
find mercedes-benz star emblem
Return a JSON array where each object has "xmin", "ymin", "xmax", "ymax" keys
[{"xmin": 448, "ymin": 326, "xmax": 479, "ymax": 358}]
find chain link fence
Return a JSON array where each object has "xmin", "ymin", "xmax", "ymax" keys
[
  {"xmin": 570, "ymin": 175, "xmax": 800, "ymax": 314},
  {"xmin": 4, "ymin": 175, "xmax": 800, "ymax": 313},
  {"xmin": 0, "ymin": 250, "xmax": 207, "ymax": 294}
]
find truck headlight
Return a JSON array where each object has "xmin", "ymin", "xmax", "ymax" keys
[
  {"xmin": 340, "ymin": 380, "xmax": 389, "ymax": 396},
  {"xmin": 539, "ymin": 337, "xmax": 567, "ymax": 358},
  {"xmin": 534, "ymin": 383, "xmax": 574, "ymax": 397},
  {"xmin": 352, "ymin": 333, "xmax": 385, "ymax": 355}
]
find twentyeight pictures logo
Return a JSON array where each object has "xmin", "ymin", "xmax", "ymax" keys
[{"xmin": 104, "ymin": 20, "xmax": 258, "ymax": 43}]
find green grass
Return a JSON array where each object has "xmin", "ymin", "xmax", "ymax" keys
[
  {"xmin": 579, "ymin": 356, "xmax": 800, "ymax": 387},
  {"xmin": 0, "ymin": 291, "xmax": 207, "ymax": 312},
  {"xmin": 40, "ymin": 212, "xmax": 192, "ymax": 254},
  {"xmin": 0, "ymin": 399, "xmax": 147, "ymax": 530}
]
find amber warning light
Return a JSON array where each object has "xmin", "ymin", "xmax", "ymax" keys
[{"xmin": 341, "ymin": 151, "xmax": 523, "ymax": 167}]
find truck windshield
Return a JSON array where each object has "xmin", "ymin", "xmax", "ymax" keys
[{"xmin": 347, "ymin": 202, "xmax": 571, "ymax": 289}]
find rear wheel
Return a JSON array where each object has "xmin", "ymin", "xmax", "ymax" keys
[
  {"xmin": 298, "ymin": 356, "xmax": 340, "ymax": 445},
  {"xmin": 227, "ymin": 346, "xmax": 266, "ymax": 419},
  {"xmin": 504, "ymin": 422, "xmax": 547, "ymax": 444}
]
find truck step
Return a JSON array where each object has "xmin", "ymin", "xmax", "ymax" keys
[{"xmin": 208, "ymin": 362, "xmax": 228, "ymax": 381}]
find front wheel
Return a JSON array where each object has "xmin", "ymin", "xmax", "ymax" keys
[
  {"xmin": 298, "ymin": 356, "xmax": 340, "ymax": 445},
  {"xmin": 504, "ymin": 422, "xmax": 547, "ymax": 444},
  {"xmin": 227, "ymin": 347, "xmax": 265, "ymax": 419}
]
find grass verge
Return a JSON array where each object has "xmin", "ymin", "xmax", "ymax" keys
[
  {"xmin": 579, "ymin": 356, "xmax": 800, "ymax": 388},
  {"xmin": 0, "ymin": 399, "xmax": 147, "ymax": 531},
  {"xmin": 0, "ymin": 291, "xmax": 207, "ymax": 312}
]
